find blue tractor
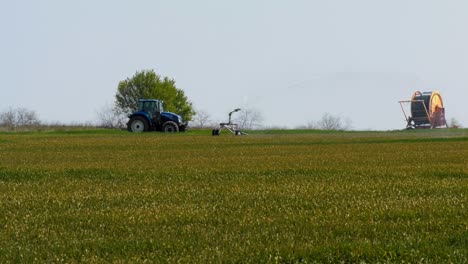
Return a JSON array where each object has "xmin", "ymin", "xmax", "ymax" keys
[{"xmin": 127, "ymin": 99, "xmax": 187, "ymax": 132}]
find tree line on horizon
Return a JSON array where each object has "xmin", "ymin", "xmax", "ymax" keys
[
  {"xmin": 1, "ymin": 69, "xmax": 464, "ymax": 131},
  {"xmin": 0, "ymin": 105, "xmax": 361, "ymax": 131}
]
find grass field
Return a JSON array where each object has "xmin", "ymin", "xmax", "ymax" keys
[{"xmin": 0, "ymin": 129, "xmax": 467, "ymax": 263}]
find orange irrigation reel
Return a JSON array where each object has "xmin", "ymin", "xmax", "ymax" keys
[{"xmin": 399, "ymin": 91, "xmax": 448, "ymax": 129}]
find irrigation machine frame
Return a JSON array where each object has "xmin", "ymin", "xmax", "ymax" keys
[
  {"xmin": 398, "ymin": 100, "xmax": 447, "ymax": 129},
  {"xmin": 212, "ymin": 108, "xmax": 248, "ymax": 136}
]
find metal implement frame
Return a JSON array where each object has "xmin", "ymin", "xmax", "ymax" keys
[
  {"xmin": 212, "ymin": 109, "xmax": 248, "ymax": 136},
  {"xmin": 398, "ymin": 100, "xmax": 433, "ymax": 129},
  {"xmin": 218, "ymin": 122, "xmax": 247, "ymax": 135}
]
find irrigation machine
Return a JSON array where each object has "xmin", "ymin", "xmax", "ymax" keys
[
  {"xmin": 212, "ymin": 108, "xmax": 248, "ymax": 136},
  {"xmin": 399, "ymin": 90, "xmax": 448, "ymax": 129}
]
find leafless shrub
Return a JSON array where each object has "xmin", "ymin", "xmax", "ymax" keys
[
  {"xmin": 234, "ymin": 107, "xmax": 264, "ymax": 130},
  {"xmin": 308, "ymin": 113, "xmax": 352, "ymax": 130},
  {"xmin": 16, "ymin": 108, "xmax": 40, "ymax": 126},
  {"xmin": 96, "ymin": 104, "xmax": 127, "ymax": 129},
  {"xmin": 191, "ymin": 109, "xmax": 212, "ymax": 128},
  {"xmin": 448, "ymin": 118, "xmax": 462, "ymax": 128},
  {"xmin": 0, "ymin": 109, "xmax": 16, "ymax": 128},
  {"xmin": 0, "ymin": 107, "xmax": 40, "ymax": 130}
]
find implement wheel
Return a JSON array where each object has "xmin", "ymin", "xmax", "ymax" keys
[{"xmin": 212, "ymin": 129, "xmax": 220, "ymax": 136}]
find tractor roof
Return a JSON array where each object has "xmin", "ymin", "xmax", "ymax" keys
[{"xmin": 138, "ymin": 99, "xmax": 162, "ymax": 103}]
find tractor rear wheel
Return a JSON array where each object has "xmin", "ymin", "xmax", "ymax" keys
[
  {"xmin": 162, "ymin": 121, "xmax": 179, "ymax": 132},
  {"xmin": 128, "ymin": 116, "xmax": 149, "ymax": 132}
]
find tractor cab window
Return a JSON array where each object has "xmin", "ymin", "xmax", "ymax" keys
[
  {"xmin": 139, "ymin": 101, "xmax": 157, "ymax": 114},
  {"xmin": 158, "ymin": 101, "xmax": 164, "ymax": 112}
]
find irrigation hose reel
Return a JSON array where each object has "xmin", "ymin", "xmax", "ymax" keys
[{"xmin": 398, "ymin": 90, "xmax": 448, "ymax": 129}]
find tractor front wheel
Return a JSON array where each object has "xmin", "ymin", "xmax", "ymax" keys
[
  {"xmin": 128, "ymin": 116, "xmax": 149, "ymax": 132},
  {"xmin": 162, "ymin": 121, "xmax": 179, "ymax": 133}
]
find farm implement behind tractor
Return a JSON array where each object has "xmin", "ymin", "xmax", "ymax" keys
[{"xmin": 212, "ymin": 108, "xmax": 247, "ymax": 136}]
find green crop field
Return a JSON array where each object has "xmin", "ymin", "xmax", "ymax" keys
[{"xmin": 0, "ymin": 129, "xmax": 467, "ymax": 263}]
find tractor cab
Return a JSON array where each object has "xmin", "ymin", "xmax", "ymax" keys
[{"xmin": 138, "ymin": 100, "xmax": 163, "ymax": 115}]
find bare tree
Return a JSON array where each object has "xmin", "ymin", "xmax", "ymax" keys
[
  {"xmin": 16, "ymin": 108, "xmax": 40, "ymax": 126},
  {"xmin": 234, "ymin": 107, "xmax": 264, "ymax": 130},
  {"xmin": 0, "ymin": 107, "xmax": 40, "ymax": 129},
  {"xmin": 316, "ymin": 113, "xmax": 352, "ymax": 130},
  {"xmin": 448, "ymin": 117, "xmax": 462, "ymax": 128},
  {"xmin": 0, "ymin": 108, "xmax": 16, "ymax": 128},
  {"xmin": 191, "ymin": 109, "xmax": 212, "ymax": 128},
  {"xmin": 96, "ymin": 104, "xmax": 127, "ymax": 129}
]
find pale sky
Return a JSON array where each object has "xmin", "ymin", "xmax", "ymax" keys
[{"xmin": 1, "ymin": 0, "xmax": 467, "ymax": 130}]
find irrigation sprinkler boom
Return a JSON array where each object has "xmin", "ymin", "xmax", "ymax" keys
[
  {"xmin": 228, "ymin": 108, "xmax": 241, "ymax": 124},
  {"xmin": 212, "ymin": 108, "xmax": 247, "ymax": 136}
]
